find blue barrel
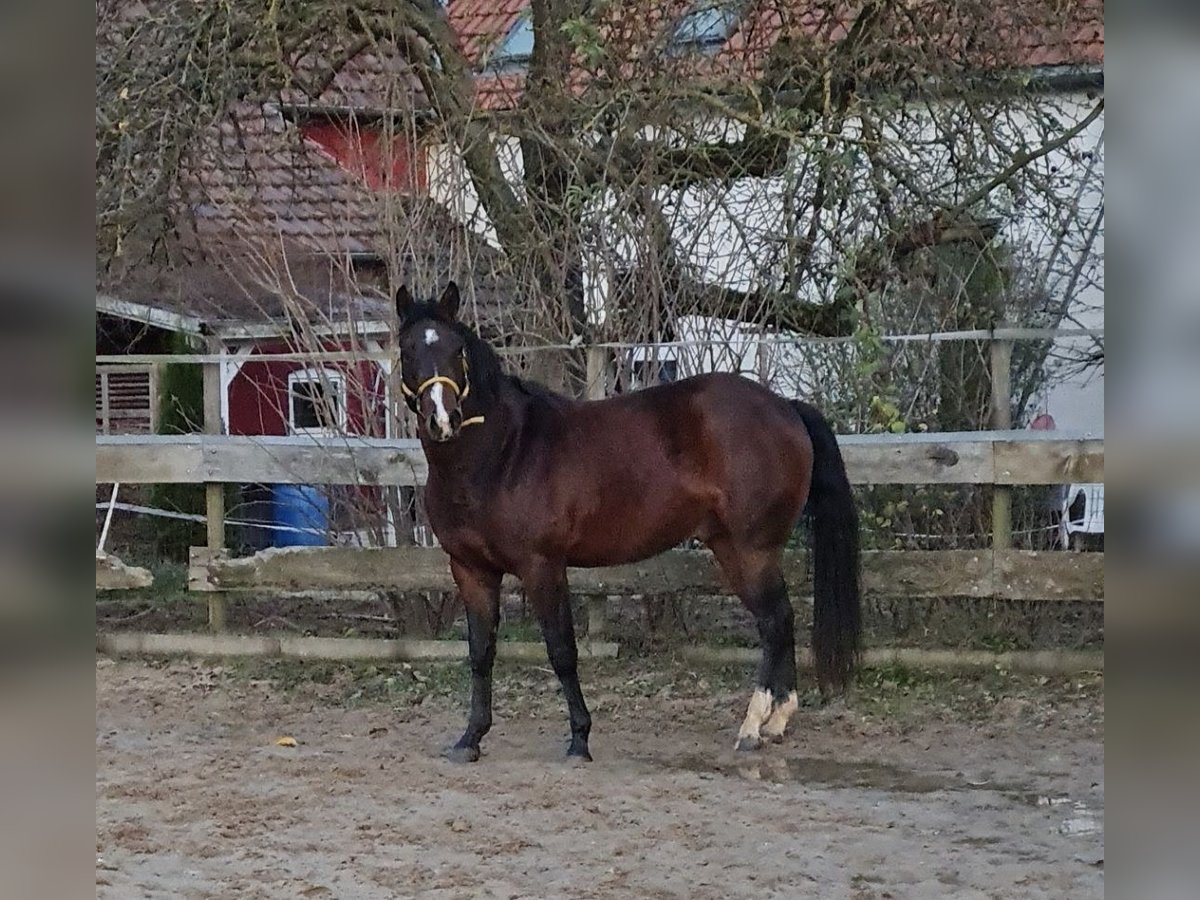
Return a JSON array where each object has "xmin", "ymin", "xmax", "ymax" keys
[{"xmin": 272, "ymin": 485, "xmax": 330, "ymax": 547}]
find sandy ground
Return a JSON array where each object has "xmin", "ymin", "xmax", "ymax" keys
[{"xmin": 96, "ymin": 656, "xmax": 1103, "ymax": 899}]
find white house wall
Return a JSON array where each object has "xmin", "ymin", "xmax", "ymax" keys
[{"xmin": 427, "ymin": 135, "xmax": 525, "ymax": 251}]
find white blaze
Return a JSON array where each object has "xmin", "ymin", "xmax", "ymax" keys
[
  {"xmin": 424, "ymin": 328, "xmax": 440, "ymax": 346},
  {"xmin": 429, "ymin": 382, "xmax": 452, "ymax": 433}
]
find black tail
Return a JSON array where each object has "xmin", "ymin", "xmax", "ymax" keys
[{"xmin": 791, "ymin": 401, "xmax": 862, "ymax": 693}]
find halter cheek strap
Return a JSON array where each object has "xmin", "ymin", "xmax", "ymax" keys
[{"xmin": 400, "ymin": 352, "xmax": 486, "ymax": 427}]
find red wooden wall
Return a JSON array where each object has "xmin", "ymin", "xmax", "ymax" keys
[
  {"xmin": 300, "ymin": 121, "xmax": 427, "ymax": 194},
  {"xmin": 226, "ymin": 338, "xmax": 387, "ymax": 438}
]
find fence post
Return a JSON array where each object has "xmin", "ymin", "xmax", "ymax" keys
[
  {"xmin": 584, "ymin": 345, "xmax": 609, "ymax": 641},
  {"xmin": 203, "ymin": 353, "xmax": 227, "ymax": 631},
  {"xmin": 990, "ymin": 324, "xmax": 1014, "ymax": 550},
  {"xmin": 585, "ymin": 345, "xmax": 607, "ymax": 402}
]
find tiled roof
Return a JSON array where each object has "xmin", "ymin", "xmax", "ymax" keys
[
  {"xmin": 283, "ymin": 45, "xmax": 429, "ymax": 113},
  {"xmin": 445, "ymin": 0, "xmax": 1104, "ymax": 110},
  {"xmin": 101, "ymin": 101, "xmax": 516, "ymax": 331},
  {"xmin": 186, "ymin": 103, "xmax": 386, "ymax": 256}
]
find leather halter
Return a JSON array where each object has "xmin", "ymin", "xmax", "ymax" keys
[{"xmin": 401, "ymin": 351, "xmax": 486, "ymax": 428}]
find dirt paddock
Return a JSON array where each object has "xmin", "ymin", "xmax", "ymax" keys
[{"xmin": 96, "ymin": 654, "xmax": 1103, "ymax": 899}]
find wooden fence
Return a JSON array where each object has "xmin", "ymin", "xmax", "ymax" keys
[
  {"xmin": 96, "ymin": 427, "xmax": 1103, "ymax": 671},
  {"xmin": 96, "ymin": 430, "xmax": 1102, "ymax": 489}
]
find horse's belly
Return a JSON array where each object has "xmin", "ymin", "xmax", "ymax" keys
[{"xmin": 563, "ymin": 494, "xmax": 709, "ymax": 568}]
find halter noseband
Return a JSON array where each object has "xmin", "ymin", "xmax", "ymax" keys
[{"xmin": 400, "ymin": 350, "xmax": 485, "ymax": 427}]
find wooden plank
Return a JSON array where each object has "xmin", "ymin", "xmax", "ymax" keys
[
  {"xmin": 96, "ymin": 632, "xmax": 618, "ymax": 661},
  {"xmin": 191, "ymin": 546, "xmax": 456, "ymax": 593},
  {"xmin": 839, "ymin": 440, "xmax": 994, "ymax": 485},
  {"xmin": 190, "ymin": 546, "xmax": 1102, "ymax": 602},
  {"xmin": 994, "ymin": 439, "xmax": 1104, "ymax": 485},
  {"xmin": 98, "ymin": 632, "xmax": 280, "ymax": 657},
  {"xmin": 862, "ymin": 550, "xmax": 994, "ymax": 599},
  {"xmin": 97, "ymin": 433, "xmax": 1099, "ymax": 487},
  {"xmin": 95, "ymin": 631, "xmax": 1095, "ymax": 672},
  {"xmin": 199, "ymin": 440, "xmax": 428, "ymax": 485},
  {"xmin": 96, "ymin": 554, "xmax": 153, "ymax": 591},
  {"xmin": 276, "ymin": 636, "xmax": 618, "ymax": 662},
  {"xmin": 96, "ymin": 440, "xmax": 204, "ymax": 483},
  {"xmin": 96, "ymin": 436, "xmax": 427, "ymax": 486},
  {"xmin": 994, "ymin": 550, "xmax": 1104, "ymax": 601}
]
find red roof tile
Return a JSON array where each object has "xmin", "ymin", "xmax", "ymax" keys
[
  {"xmin": 444, "ymin": 0, "xmax": 1103, "ymax": 110},
  {"xmin": 451, "ymin": 0, "xmax": 530, "ymax": 64}
]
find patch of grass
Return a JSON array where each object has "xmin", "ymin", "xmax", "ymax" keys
[
  {"xmin": 344, "ymin": 662, "xmax": 469, "ymax": 705},
  {"xmin": 497, "ymin": 619, "xmax": 542, "ymax": 643},
  {"xmin": 225, "ymin": 657, "xmax": 342, "ymax": 688},
  {"xmin": 223, "ymin": 656, "xmax": 471, "ymax": 706},
  {"xmin": 851, "ymin": 663, "xmax": 1104, "ymax": 724},
  {"xmin": 201, "ymin": 651, "xmax": 1102, "ymax": 730}
]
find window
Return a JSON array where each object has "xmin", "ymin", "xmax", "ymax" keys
[
  {"xmin": 288, "ymin": 369, "xmax": 347, "ymax": 434},
  {"xmin": 667, "ymin": 1, "xmax": 742, "ymax": 57},
  {"xmin": 485, "ymin": 13, "xmax": 535, "ymax": 72}
]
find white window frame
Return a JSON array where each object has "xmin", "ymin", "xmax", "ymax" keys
[{"xmin": 287, "ymin": 367, "xmax": 348, "ymax": 436}]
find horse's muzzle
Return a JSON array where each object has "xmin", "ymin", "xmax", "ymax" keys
[{"xmin": 426, "ymin": 407, "xmax": 463, "ymax": 442}]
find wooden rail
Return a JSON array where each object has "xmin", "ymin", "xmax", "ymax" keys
[
  {"xmin": 96, "ymin": 431, "xmax": 1102, "ymax": 486},
  {"xmin": 95, "ymin": 632, "xmax": 1100, "ymax": 673},
  {"xmin": 96, "ymin": 434, "xmax": 429, "ymax": 486},
  {"xmin": 187, "ymin": 545, "xmax": 1103, "ymax": 602},
  {"xmin": 96, "ymin": 632, "xmax": 620, "ymax": 661}
]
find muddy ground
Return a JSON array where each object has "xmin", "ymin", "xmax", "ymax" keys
[{"xmin": 96, "ymin": 655, "xmax": 1103, "ymax": 899}]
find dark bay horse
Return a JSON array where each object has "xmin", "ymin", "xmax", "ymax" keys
[{"xmin": 396, "ymin": 282, "xmax": 861, "ymax": 763}]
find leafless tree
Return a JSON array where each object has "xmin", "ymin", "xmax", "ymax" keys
[{"xmin": 97, "ymin": 0, "xmax": 1105, "ymax": 562}]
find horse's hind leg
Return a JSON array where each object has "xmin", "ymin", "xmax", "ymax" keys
[
  {"xmin": 524, "ymin": 558, "xmax": 593, "ymax": 761},
  {"xmin": 709, "ymin": 539, "xmax": 798, "ymax": 751}
]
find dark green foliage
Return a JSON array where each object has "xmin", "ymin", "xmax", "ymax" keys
[{"xmin": 149, "ymin": 333, "xmax": 205, "ymax": 560}]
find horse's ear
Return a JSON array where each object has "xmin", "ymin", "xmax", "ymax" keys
[
  {"xmin": 438, "ymin": 281, "xmax": 460, "ymax": 320},
  {"xmin": 395, "ymin": 284, "xmax": 414, "ymax": 321}
]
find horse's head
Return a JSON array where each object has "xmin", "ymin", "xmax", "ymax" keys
[{"xmin": 395, "ymin": 281, "xmax": 474, "ymax": 443}]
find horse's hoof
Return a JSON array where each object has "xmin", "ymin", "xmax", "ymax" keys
[
  {"xmin": 734, "ymin": 735, "xmax": 763, "ymax": 752},
  {"xmin": 442, "ymin": 744, "xmax": 480, "ymax": 764},
  {"xmin": 764, "ymin": 731, "xmax": 786, "ymax": 744},
  {"xmin": 566, "ymin": 741, "xmax": 593, "ymax": 763}
]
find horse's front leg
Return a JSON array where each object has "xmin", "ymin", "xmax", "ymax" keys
[
  {"xmin": 524, "ymin": 558, "xmax": 593, "ymax": 761},
  {"xmin": 444, "ymin": 559, "xmax": 501, "ymax": 763}
]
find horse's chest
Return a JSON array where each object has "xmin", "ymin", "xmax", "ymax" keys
[
  {"xmin": 424, "ymin": 479, "xmax": 499, "ymax": 556},
  {"xmin": 424, "ymin": 480, "xmax": 479, "ymax": 531},
  {"xmin": 426, "ymin": 478, "xmax": 541, "ymax": 570}
]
